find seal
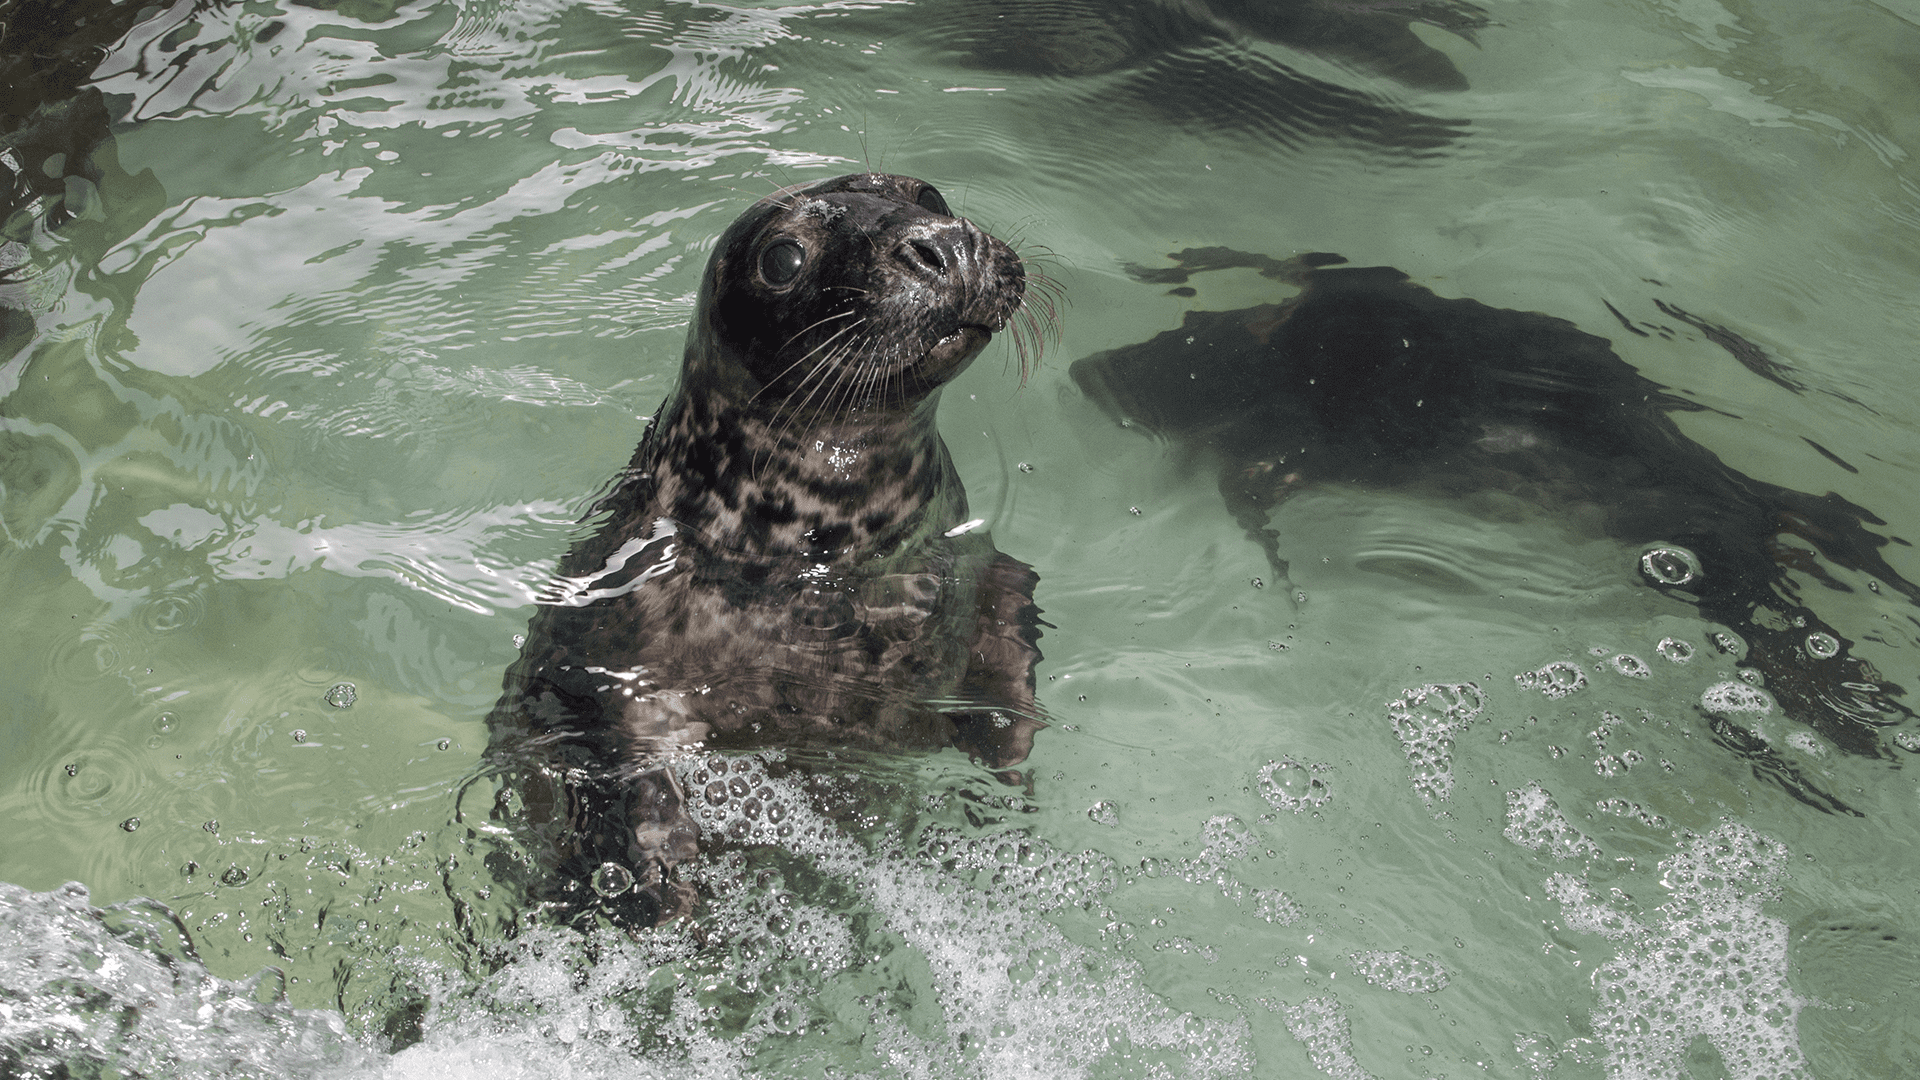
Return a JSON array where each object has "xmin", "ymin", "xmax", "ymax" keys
[
  {"xmin": 486, "ymin": 173, "xmax": 1048, "ymax": 928},
  {"xmin": 1072, "ymin": 249, "xmax": 1915, "ymax": 808}
]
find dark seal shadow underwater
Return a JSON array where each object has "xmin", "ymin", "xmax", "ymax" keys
[
  {"xmin": 1071, "ymin": 249, "xmax": 1916, "ymax": 815},
  {"xmin": 486, "ymin": 174, "xmax": 1054, "ymax": 928}
]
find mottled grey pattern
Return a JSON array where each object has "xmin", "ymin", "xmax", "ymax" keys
[{"xmin": 488, "ymin": 174, "xmax": 1044, "ymax": 927}]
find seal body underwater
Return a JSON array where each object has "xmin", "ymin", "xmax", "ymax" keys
[
  {"xmin": 487, "ymin": 173, "xmax": 1047, "ymax": 926},
  {"xmin": 1071, "ymin": 249, "xmax": 1915, "ymax": 808}
]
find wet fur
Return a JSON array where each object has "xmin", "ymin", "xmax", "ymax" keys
[{"xmin": 488, "ymin": 174, "xmax": 1045, "ymax": 926}]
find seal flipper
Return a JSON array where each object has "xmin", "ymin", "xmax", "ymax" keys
[{"xmin": 949, "ymin": 552, "xmax": 1047, "ymax": 771}]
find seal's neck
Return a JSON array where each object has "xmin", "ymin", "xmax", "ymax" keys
[{"xmin": 633, "ymin": 384, "xmax": 966, "ymax": 561}]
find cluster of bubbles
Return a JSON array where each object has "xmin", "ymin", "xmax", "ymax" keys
[
  {"xmin": 1595, "ymin": 797, "xmax": 1668, "ymax": 829},
  {"xmin": 683, "ymin": 755, "xmax": 796, "ymax": 846},
  {"xmin": 1514, "ymin": 661, "xmax": 1587, "ymax": 699},
  {"xmin": 1385, "ymin": 682, "xmax": 1486, "ymax": 803},
  {"xmin": 1502, "ymin": 782, "xmax": 1600, "ymax": 861},
  {"xmin": 1251, "ymin": 888, "xmax": 1306, "ymax": 926},
  {"xmin": 1256, "ymin": 758, "xmax": 1333, "ymax": 813},
  {"xmin": 671, "ymin": 752, "xmax": 1254, "ymax": 1078},
  {"xmin": 1346, "ymin": 950, "xmax": 1450, "ymax": 994},
  {"xmin": 1279, "ymin": 997, "xmax": 1375, "ymax": 1080},
  {"xmin": 919, "ymin": 827, "xmax": 1120, "ymax": 916},
  {"xmin": 1543, "ymin": 825, "xmax": 1810, "ymax": 1080},
  {"xmin": 1701, "ymin": 681, "xmax": 1775, "ymax": 715}
]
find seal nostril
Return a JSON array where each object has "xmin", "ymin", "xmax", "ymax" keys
[{"xmin": 904, "ymin": 238, "xmax": 946, "ymax": 276}]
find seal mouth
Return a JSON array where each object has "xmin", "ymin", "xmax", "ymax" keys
[{"xmin": 927, "ymin": 324, "xmax": 993, "ymax": 370}]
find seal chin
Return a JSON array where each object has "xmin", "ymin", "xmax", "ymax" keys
[{"xmin": 925, "ymin": 324, "xmax": 992, "ymax": 373}]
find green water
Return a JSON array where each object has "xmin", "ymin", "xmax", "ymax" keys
[{"xmin": 4, "ymin": 0, "xmax": 1920, "ymax": 1077}]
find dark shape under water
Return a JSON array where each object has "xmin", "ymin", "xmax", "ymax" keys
[
  {"xmin": 1071, "ymin": 249, "xmax": 1915, "ymax": 810},
  {"xmin": 897, "ymin": 0, "xmax": 1481, "ymax": 156}
]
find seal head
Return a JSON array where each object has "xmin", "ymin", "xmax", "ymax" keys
[{"xmin": 693, "ymin": 172, "xmax": 1024, "ymax": 411}]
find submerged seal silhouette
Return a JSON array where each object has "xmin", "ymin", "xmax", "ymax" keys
[
  {"xmin": 487, "ymin": 173, "xmax": 1049, "ymax": 927},
  {"xmin": 1072, "ymin": 249, "xmax": 1916, "ymax": 812}
]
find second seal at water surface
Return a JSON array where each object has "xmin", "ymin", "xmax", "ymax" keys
[{"xmin": 486, "ymin": 173, "xmax": 1048, "ymax": 927}]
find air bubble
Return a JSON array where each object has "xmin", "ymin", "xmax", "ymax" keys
[
  {"xmin": 323, "ymin": 683, "xmax": 357, "ymax": 708},
  {"xmin": 590, "ymin": 862, "xmax": 634, "ymax": 897},
  {"xmin": 1804, "ymin": 632, "xmax": 1839, "ymax": 660},
  {"xmin": 219, "ymin": 866, "xmax": 250, "ymax": 887},
  {"xmin": 1656, "ymin": 637, "xmax": 1694, "ymax": 664},
  {"xmin": 119, "ymin": 817, "xmax": 140, "ymax": 832},
  {"xmin": 1610, "ymin": 654, "xmax": 1651, "ymax": 678},
  {"xmin": 1517, "ymin": 661, "xmax": 1587, "ymax": 699},
  {"xmin": 1087, "ymin": 801, "xmax": 1119, "ymax": 827},
  {"xmin": 1257, "ymin": 758, "xmax": 1333, "ymax": 812},
  {"xmin": 1639, "ymin": 545, "xmax": 1701, "ymax": 586}
]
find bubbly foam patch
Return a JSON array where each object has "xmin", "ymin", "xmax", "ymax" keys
[
  {"xmin": 1346, "ymin": 950, "xmax": 1449, "ymax": 994},
  {"xmin": 1545, "ymin": 824, "xmax": 1810, "ymax": 1080},
  {"xmin": 1281, "ymin": 997, "xmax": 1379, "ymax": 1080},
  {"xmin": 1701, "ymin": 681, "xmax": 1774, "ymax": 714},
  {"xmin": 1515, "ymin": 661, "xmax": 1587, "ymax": 699},
  {"xmin": 1386, "ymin": 682, "xmax": 1486, "ymax": 803},
  {"xmin": 678, "ymin": 753, "xmax": 1254, "ymax": 1079},
  {"xmin": 1503, "ymin": 782, "xmax": 1600, "ymax": 860}
]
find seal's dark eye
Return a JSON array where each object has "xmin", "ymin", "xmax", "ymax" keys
[
  {"xmin": 916, "ymin": 186, "xmax": 949, "ymax": 216},
  {"xmin": 760, "ymin": 240, "xmax": 805, "ymax": 285}
]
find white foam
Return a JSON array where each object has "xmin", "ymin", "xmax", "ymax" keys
[
  {"xmin": 1545, "ymin": 825, "xmax": 1811, "ymax": 1080},
  {"xmin": 0, "ymin": 882, "xmax": 380, "ymax": 1080},
  {"xmin": 1503, "ymin": 782, "xmax": 1601, "ymax": 860},
  {"xmin": 1281, "ymin": 997, "xmax": 1379, "ymax": 1080},
  {"xmin": 1347, "ymin": 950, "xmax": 1449, "ymax": 994},
  {"xmin": 1387, "ymin": 682, "xmax": 1486, "ymax": 803},
  {"xmin": 1701, "ymin": 681, "xmax": 1774, "ymax": 714},
  {"xmin": 682, "ymin": 753, "xmax": 1254, "ymax": 1079}
]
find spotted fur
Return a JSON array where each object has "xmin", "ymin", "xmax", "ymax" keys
[{"xmin": 487, "ymin": 174, "xmax": 1044, "ymax": 927}]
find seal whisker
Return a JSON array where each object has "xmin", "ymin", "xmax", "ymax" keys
[
  {"xmin": 779, "ymin": 308, "xmax": 860, "ymax": 353},
  {"xmin": 751, "ymin": 318, "xmax": 869, "ymax": 406}
]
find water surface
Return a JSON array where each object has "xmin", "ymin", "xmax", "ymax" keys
[{"xmin": 4, "ymin": 0, "xmax": 1920, "ymax": 1077}]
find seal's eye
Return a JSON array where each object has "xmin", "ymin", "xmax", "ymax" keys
[
  {"xmin": 916, "ymin": 186, "xmax": 950, "ymax": 216},
  {"xmin": 760, "ymin": 240, "xmax": 805, "ymax": 285}
]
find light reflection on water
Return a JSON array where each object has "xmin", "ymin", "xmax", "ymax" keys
[{"xmin": 4, "ymin": 0, "xmax": 1920, "ymax": 1077}]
